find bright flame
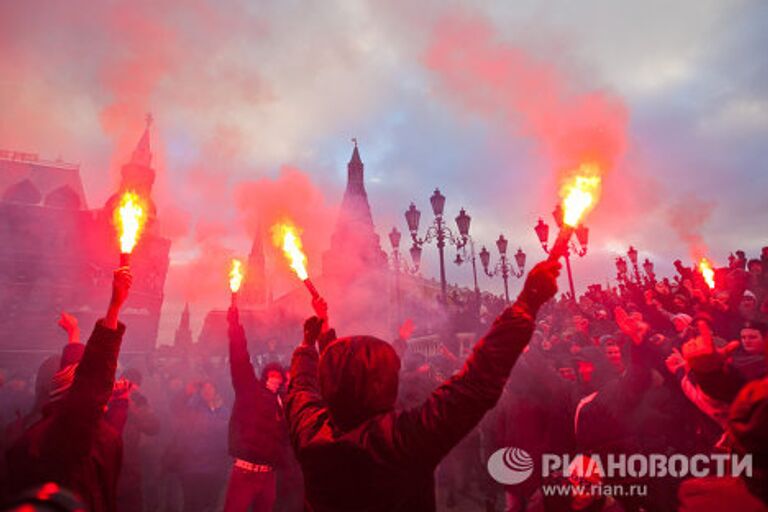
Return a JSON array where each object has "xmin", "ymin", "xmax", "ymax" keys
[
  {"xmin": 560, "ymin": 163, "xmax": 602, "ymax": 227},
  {"xmin": 229, "ymin": 259, "xmax": 244, "ymax": 293},
  {"xmin": 114, "ymin": 191, "xmax": 146, "ymax": 253},
  {"xmin": 272, "ymin": 222, "xmax": 308, "ymax": 280},
  {"xmin": 699, "ymin": 258, "xmax": 715, "ymax": 289}
]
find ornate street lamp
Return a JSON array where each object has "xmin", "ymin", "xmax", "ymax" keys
[
  {"xmin": 533, "ymin": 206, "xmax": 588, "ymax": 298},
  {"xmin": 388, "ymin": 226, "xmax": 401, "ymax": 252},
  {"xmin": 389, "ymin": 226, "xmax": 419, "ymax": 275},
  {"xmin": 452, "ymin": 208, "xmax": 481, "ymax": 317},
  {"xmin": 479, "ymin": 235, "xmax": 525, "ymax": 303},
  {"xmin": 404, "ymin": 188, "xmax": 468, "ymax": 303},
  {"xmin": 388, "ymin": 226, "xmax": 418, "ymax": 331}
]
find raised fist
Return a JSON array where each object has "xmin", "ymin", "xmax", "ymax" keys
[
  {"xmin": 58, "ymin": 312, "xmax": 79, "ymax": 337},
  {"xmin": 110, "ymin": 267, "xmax": 133, "ymax": 310},
  {"xmin": 312, "ymin": 296, "xmax": 329, "ymax": 321},
  {"xmin": 518, "ymin": 260, "xmax": 561, "ymax": 311},
  {"xmin": 303, "ymin": 316, "xmax": 324, "ymax": 347}
]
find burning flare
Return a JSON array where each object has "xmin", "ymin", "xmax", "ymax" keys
[
  {"xmin": 272, "ymin": 222, "xmax": 308, "ymax": 280},
  {"xmin": 114, "ymin": 191, "xmax": 147, "ymax": 254},
  {"xmin": 560, "ymin": 163, "xmax": 602, "ymax": 227},
  {"xmin": 229, "ymin": 259, "xmax": 244, "ymax": 293},
  {"xmin": 699, "ymin": 258, "xmax": 715, "ymax": 289}
]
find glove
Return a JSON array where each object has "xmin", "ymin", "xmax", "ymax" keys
[
  {"xmin": 516, "ymin": 260, "xmax": 561, "ymax": 313},
  {"xmin": 303, "ymin": 316, "xmax": 324, "ymax": 347}
]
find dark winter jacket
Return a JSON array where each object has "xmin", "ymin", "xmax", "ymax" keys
[
  {"xmin": 678, "ymin": 476, "xmax": 768, "ymax": 511},
  {"xmin": 227, "ymin": 321, "xmax": 288, "ymax": 466},
  {"xmin": 286, "ymin": 302, "xmax": 536, "ymax": 511},
  {"xmin": 105, "ymin": 389, "xmax": 160, "ymax": 512},
  {"xmin": 6, "ymin": 321, "xmax": 126, "ymax": 512}
]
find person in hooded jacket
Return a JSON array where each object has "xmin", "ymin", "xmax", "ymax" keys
[
  {"xmin": 6, "ymin": 267, "xmax": 132, "ymax": 512},
  {"xmin": 285, "ymin": 260, "xmax": 560, "ymax": 511},
  {"xmin": 222, "ymin": 304, "xmax": 291, "ymax": 512}
]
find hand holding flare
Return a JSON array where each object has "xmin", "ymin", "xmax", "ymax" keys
[
  {"xmin": 272, "ymin": 222, "xmax": 322, "ymax": 300},
  {"xmin": 548, "ymin": 164, "xmax": 601, "ymax": 261},
  {"xmin": 114, "ymin": 191, "xmax": 147, "ymax": 266},
  {"xmin": 698, "ymin": 258, "xmax": 715, "ymax": 289},
  {"xmin": 229, "ymin": 258, "xmax": 244, "ymax": 307}
]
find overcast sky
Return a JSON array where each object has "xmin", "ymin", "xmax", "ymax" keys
[{"xmin": 2, "ymin": 0, "xmax": 766, "ymax": 340}]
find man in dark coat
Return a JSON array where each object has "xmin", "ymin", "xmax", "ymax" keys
[
  {"xmin": 6, "ymin": 267, "xmax": 132, "ymax": 512},
  {"xmin": 222, "ymin": 305, "xmax": 291, "ymax": 512},
  {"xmin": 105, "ymin": 368, "xmax": 161, "ymax": 512},
  {"xmin": 285, "ymin": 260, "xmax": 560, "ymax": 511}
]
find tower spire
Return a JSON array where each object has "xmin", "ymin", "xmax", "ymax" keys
[
  {"xmin": 322, "ymin": 138, "xmax": 386, "ymax": 278},
  {"xmin": 241, "ymin": 223, "xmax": 267, "ymax": 305},
  {"xmin": 173, "ymin": 302, "xmax": 193, "ymax": 348},
  {"xmin": 131, "ymin": 113, "xmax": 153, "ymax": 168},
  {"xmin": 347, "ymin": 137, "xmax": 363, "ymax": 188}
]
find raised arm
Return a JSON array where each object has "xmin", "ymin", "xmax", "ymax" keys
[
  {"xmin": 227, "ymin": 305, "xmax": 259, "ymax": 394},
  {"xmin": 395, "ymin": 261, "xmax": 560, "ymax": 466},
  {"xmin": 56, "ymin": 267, "xmax": 131, "ymax": 452},
  {"xmin": 681, "ymin": 320, "xmax": 744, "ymax": 402},
  {"xmin": 56, "ymin": 312, "xmax": 86, "ymax": 370},
  {"xmin": 286, "ymin": 316, "xmax": 330, "ymax": 451}
]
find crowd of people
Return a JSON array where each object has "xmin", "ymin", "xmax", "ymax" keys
[{"xmin": 0, "ymin": 248, "xmax": 766, "ymax": 512}]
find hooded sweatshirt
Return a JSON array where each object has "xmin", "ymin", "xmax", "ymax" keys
[
  {"xmin": 7, "ymin": 321, "xmax": 125, "ymax": 512},
  {"xmin": 286, "ymin": 302, "xmax": 535, "ymax": 511}
]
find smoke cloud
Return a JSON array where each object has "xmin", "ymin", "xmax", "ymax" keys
[
  {"xmin": 423, "ymin": 16, "xmax": 628, "ymax": 178},
  {"xmin": 2, "ymin": 1, "xmax": 764, "ymax": 343},
  {"xmin": 666, "ymin": 194, "xmax": 715, "ymax": 262},
  {"xmin": 235, "ymin": 166, "xmax": 337, "ymax": 283}
]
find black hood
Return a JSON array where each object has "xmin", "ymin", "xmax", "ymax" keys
[{"xmin": 319, "ymin": 336, "xmax": 400, "ymax": 431}]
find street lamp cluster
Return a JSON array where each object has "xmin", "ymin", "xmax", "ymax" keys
[
  {"xmin": 384, "ymin": 192, "xmax": 678, "ymax": 313},
  {"xmin": 388, "ymin": 190, "xmax": 659, "ymax": 310},
  {"xmin": 402, "ymin": 188, "xmax": 474, "ymax": 304},
  {"xmin": 387, "ymin": 188, "xmax": 530, "ymax": 310},
  {"xmin": 478, "ymin": 236, "xmax": 525, "ymax": 303},
  {"xmin": 615, "ymin": 245, "xmax": 656, "ymax": 285}
]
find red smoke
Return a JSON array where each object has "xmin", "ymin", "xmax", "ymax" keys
[
  {"xmin": 162, "ymin": 165, "xmax": 338, "ymax": 308},
  {"xmin": 666, "ymin": 195, "xmax": 714, "ymax": 262},
  {"xmin": 235, "ymin": 166, "xmax": 337, "ymax": 281},
  {"xmin": 423, "ymin": 16, "xmax": 628, "ymax": 177}
]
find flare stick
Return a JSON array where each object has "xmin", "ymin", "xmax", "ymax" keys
[
  {"xmin": 303, "ymin": 278, "xmax": 321, "ymax": 300},
  {"xmin": 548, "ymin": 226, "xmax": 574, "ymax": 262}
]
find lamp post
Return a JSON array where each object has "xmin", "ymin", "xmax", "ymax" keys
[
  {"xmin": 452, "ymin": 208, "xmax": 481, "ymax": 317},
  {"xmin": 388, "ymin": 227, "xmax": 419, "ymax": 325},
  {"xmin": 479, "ymin": 235, "xmax": 526, "ymax": 303},
  {"xmin": 627, "ymin": 245, "xmax": 642, "ymax": 284},
  {"xmin": 405, "ymin": 188, "xmax": 467, "ymax": 304},
  {"xmin": 534, "ymin": 205, "xmax": 588, "ymax": 299}
]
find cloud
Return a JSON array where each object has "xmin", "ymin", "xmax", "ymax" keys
[{"xmin": 2, "ymin": 0, "xmax": 766, "ymax": 340}]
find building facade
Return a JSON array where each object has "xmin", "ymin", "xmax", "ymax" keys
[{"xmin": 0, "ymin": 121, "xmax": 170, "ymax": 355}]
